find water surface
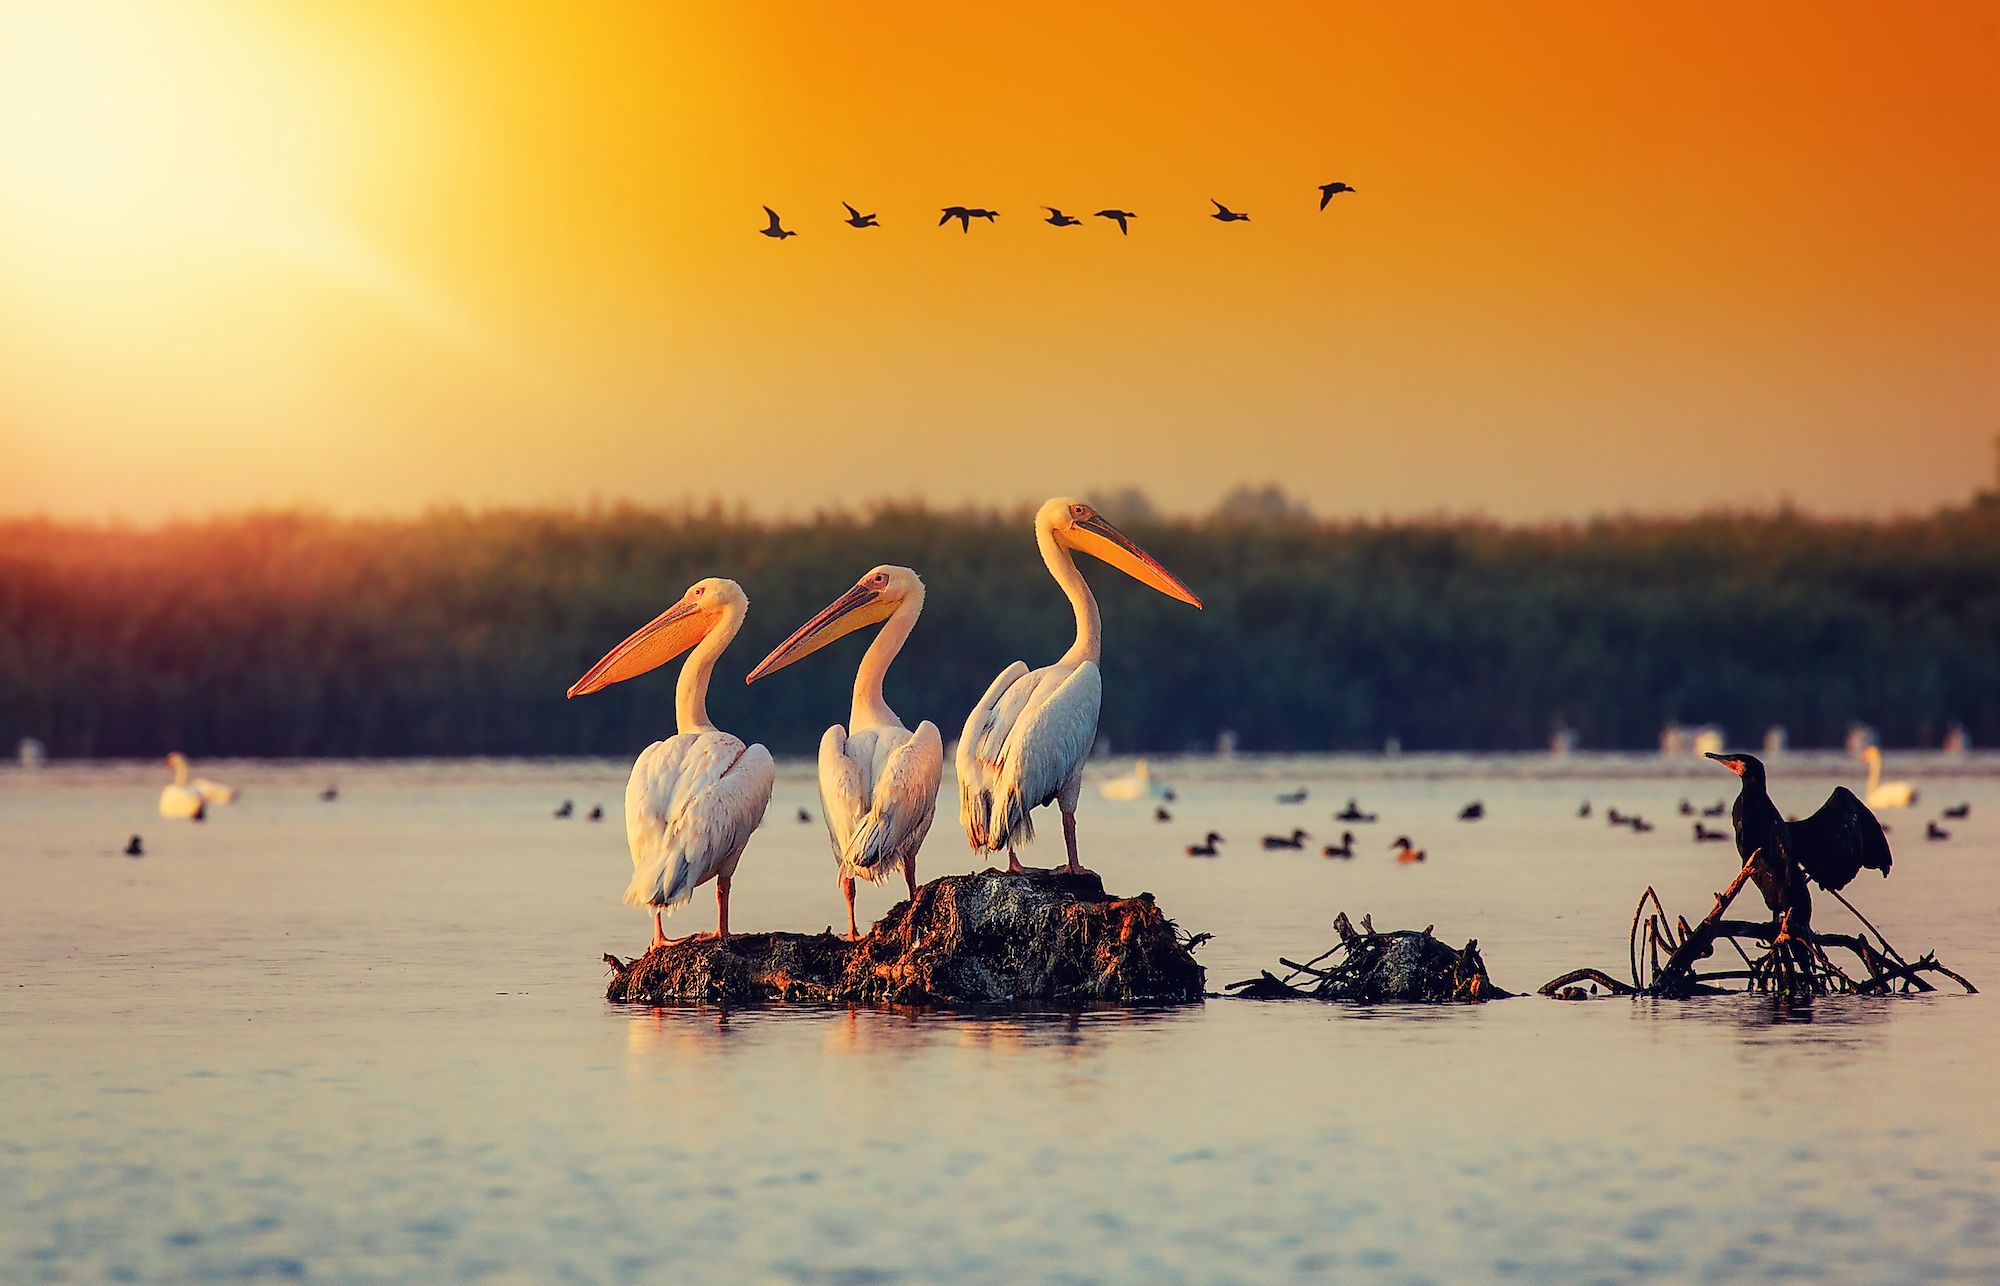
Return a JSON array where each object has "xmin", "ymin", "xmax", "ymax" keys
[{"xmin": 4, "ymin": 753, "xmax": 1996, "ymax": 1281}]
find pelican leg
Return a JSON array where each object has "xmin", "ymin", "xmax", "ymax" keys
[
  {"xmin": 650, "ymin": 910, "xmax": 667, "ymax": 951},
  {"xmin": 843, "ymin": 875, "xmax": 859, "ymax": 941},
  {"xmin": 904, "ymin": 855, "xmax": 918, "ymax": 902},
  {"xmin": 715, "ymin": 873, "xmax": 732, "ymax": 942},
  {"xmin": 1060, "ymin": 809, "xmax": 1097, "ymax": 878},
  {"xmin": 1007, "ymin": 845, "xmax": 1024, "ymax": 874}
]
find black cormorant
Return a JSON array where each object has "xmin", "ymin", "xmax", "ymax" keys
[
  {"xmin": 1186, "ymin": 831, "xmax": 1223, "ymax": 857},
  {"xmin": 1322, "ymin": 831, "xmax": 1356, "ymax": 858},
  {"xmin": 841, "ymin": 202, "xmax": 879, "ymax": 228},
  {"xmin": 1262, "ymin": 829, "xmax": 1308, "ymax": 850},
  {"xmin": 1707, "ymin": 752, "xmax": 1891, "ymax": 936},
  {"xmin": 1458, "ymin": 800, "xmax": 1484, "ymax": 821},
  {"xmin": 555, "ymin": 800, "xmax": 574, "ymax": 819},
  {"xmin": 1210, "ymin": 200, "xmax": 1249, "ymax": 222},
  {"xmin": 1317, "ymin": 181, "xmax": 1356, "ymax": 208},
  {"xmin": 124, "ymin": 835, "xmax": 144, "ymax": 857},
  {"xmin": 1043, "ymin": 207, "xmax": 1082, "ymax": 226},
  {"xmin": 1094, "ymin": 209, "xmax": 1136, "ymax": 235}
]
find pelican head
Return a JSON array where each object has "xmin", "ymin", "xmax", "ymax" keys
[
  {"xmin": 745, "ymin": 565, "xmax": 922, "ymax": 684},
  {"xmin": 1040, "ymin": 497, "xmax": 1202, "ymax": 608},
  {"xmin": 165, "ymin": 752, "xmax": 188, "ymax": 783},
  {"xmin": 568, "ymin": 577, "xmax": 745, "ymax": 698},
  {"xmin": 1705, "ymin": 751, "xmax": 1765, "ymax": 786}
]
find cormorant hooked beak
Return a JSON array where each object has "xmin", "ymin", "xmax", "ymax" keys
[{"xmin": 1705, "ymin": 752, "xmax": 1747, "ymax": 777}]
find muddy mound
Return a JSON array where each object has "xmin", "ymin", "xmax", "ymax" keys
[{"xmin": 604, "ymin": 867, "xmax": 1206, "ymax": 1007}]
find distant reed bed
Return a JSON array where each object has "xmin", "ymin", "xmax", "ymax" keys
[{"xmin": 2, "ymin": 498, "xmax": 1996, "ymax": 757}]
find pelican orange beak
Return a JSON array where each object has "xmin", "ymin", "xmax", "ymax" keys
[
  {"xmin": 745, "ymin": 582, "xmax": 896, "ymax": 684},
  {"xmin": 567, "ymin": 597, "xmax": 713, "ymax": 697},
  {"xmin": 1705, "ymin": 752, "xmax": 1746, "ymax": 777},
  {"xmin": 1067, "ymin": 514, "xmax": 1203, "ymax": 608}
]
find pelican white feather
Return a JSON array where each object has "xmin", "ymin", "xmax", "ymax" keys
[
  {"xmin": 956, "ymin": 498, "xmax": 1201, "ymax": 875},
  {"xmin": 748, "ymin": 566, "xmax": 942, "ymax": 939},
  {"xmin": 569, "ymin": 576, "xmax": 774, "ymax": 945}
]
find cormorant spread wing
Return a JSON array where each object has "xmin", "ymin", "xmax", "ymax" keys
[{"xmin": 1788, "ymin": 786, "xmax": 1892, "ymax": 891}]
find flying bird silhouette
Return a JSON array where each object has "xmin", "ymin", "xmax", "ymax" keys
[
  {"xmin": 759, "ymin": 206, "xmax": 797, "ymax": 239},
  {"xmin": 1210, "ymin": 200, "xmax": 1250, "ymax": 222},
  {"xmin": 1317, "ymin": 182, "xmax": 1356, "ymax": 209},
  {"xmin": 1044, "ymin": 207, "xmax": 1082, "ymax": 227},
  {"xmin": 939, "ymin": 206, "xmax": 999, "ymax": 232},
  {"xmin": 841, "ymin": 202, "xmax": 879, "ymax": 228},
  {"xmin": 1094, "ymin": 209, "xmax": 1136, "ymax": 235}
]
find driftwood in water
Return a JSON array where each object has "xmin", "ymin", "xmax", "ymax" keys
[
  {"xmin": 603, "ymin": 868, "xmax": 1206, "ymax": 1007},
  {"xmin": 1225, "ymin": 912, "xmax": 1510, "ymax": 1003},
  {"xmin": 1541, "ymin": 854, "xmax": 1977, "ymax": 1000}
]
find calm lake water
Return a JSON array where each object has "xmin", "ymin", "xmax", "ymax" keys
[{"xmin": 4, "ymin": 752, "xmax": 1997, "ymax": 1282}]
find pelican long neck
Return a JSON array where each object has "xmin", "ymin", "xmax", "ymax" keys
[
  {"xmin": 852, "ymin": 591, "xmax": 921, "ymax": 729},
  {"xmin": 1866, "ymin": 752, "xmax": 1880, "ymax": 793},
  {"xmin": 170, "ymin": 756, "xmax": 188, "ymax": 787},
  {"xmin": 676, "ymin": 603, "xmax": 742, "ymax": 733},
  {"xmin": 1038, "ymin": 520, "xmax": 1101, "ymax": 664}
]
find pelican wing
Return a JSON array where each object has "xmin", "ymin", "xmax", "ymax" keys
[
  {"xmin": 624, "ymin": 732, "xmax": 776, "ymax": 910},
  {"xmin": 957, "ymin": 661, "xmax": 1029, "ymax": 847},
  {"xmin": 190, "ymin": 777, "xmax": 237, "ymax": 805},
  {"xmin": 848, "ymin": 721, "xmax": 943, "ymax": 878},
  {"xmin": 1788, "ymin": 786, "xmax": 1892, "ymax": 891},
  {"xmin": 817, "ymin": 723, "xmax": 869, "ymax": 865},
  {"xmin": 995, "ymin": 662, "xmax": 1100, "ymax": 827},
  {"xmin": 959, "ymin": 661, "xmax": 1100, "ymax": 851}
]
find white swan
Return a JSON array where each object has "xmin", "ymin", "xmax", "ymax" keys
[
  {"xmin": 1098, "ymin": 759, "xmax": 1162, "ymax": 801},
  {"xmin": 159, "ymin": 754, "xmax": 207, "ymax": 820},
  {"xmin": 1862, "ymin": 745, "xmax": 1917, "ymax": 809},
  {"xmin": 166, "ymin": 753, "xmax": 239, "ymax": 805}
]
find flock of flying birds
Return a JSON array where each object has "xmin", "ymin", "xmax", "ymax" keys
[{"xmin": 757, "ymin": 182, "xmax": 1359, "ymax": 239}]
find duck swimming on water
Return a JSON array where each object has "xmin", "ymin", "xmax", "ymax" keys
[
  {"xmin": 1389, "ymin": 836, "xmax": 1426, "ymax": 863},
  {"xmin": 1186, "ymin": 831, "xmax": 1223, "ymax": 857},
  {"xmin": 1336, "ymin": 798, "xmax": 1376, "ymax": 822},
  {"xmin": 1262, "ymin": 829, "xmax": 1308, "ymax": 850}
]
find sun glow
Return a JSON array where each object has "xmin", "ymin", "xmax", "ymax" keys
[{"xmin": 0, "ymin": 2, "xmax": 497, "ymax": 418}]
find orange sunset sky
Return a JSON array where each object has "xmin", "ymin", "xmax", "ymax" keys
[{"xmin": 1, "ymin": 1, "xmax": 1995, "ymax": 522}]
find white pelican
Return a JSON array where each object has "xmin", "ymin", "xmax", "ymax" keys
[
  {"xmin": 1097, "ymin": 758, "xmax": 1162, "ymax": 802},
  {"xmin": 159, "ymin": 754, "xmax": 207, "ymax": 820},
  {"xmin": 958, "ymin": 498, "xmax": 1202, "ymax": 875},
  {"xmin": 745, "ymin": 565, "xmax": 943, "ymax": 940},
  {"xmin": 568, "ymin": 578, "xmax": 776, "ymax": 946},
  {"xmin": 1862, "ymin": 745, "xmax": 1917, "ymax": 809},
  {"xmin": 166, "ymin": 753, "xmax": 239, "ymax": 806}
]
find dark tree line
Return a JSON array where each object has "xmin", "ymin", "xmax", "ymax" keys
[{"xmin": 2, "ymin": 499, "xmax": 1996, "ymax": 758}]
